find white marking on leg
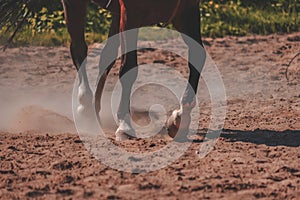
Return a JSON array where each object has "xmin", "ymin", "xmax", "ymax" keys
[
  {"xmin": 77, "ymin": 66, "xmax": 93, "ymax": 118},
  {"xmin": 166, "ymin": 99, "xmax": 196, "ymax": 138},
  {"xmin": 115, "ymin": 114, "xmax": 135, "ymax": 141}
]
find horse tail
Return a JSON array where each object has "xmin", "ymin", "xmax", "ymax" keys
[{"xmin": 118, "ymin": 0, "xmax": 127, "ymax": 32}]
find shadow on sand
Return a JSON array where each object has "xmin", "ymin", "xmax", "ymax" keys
[{"xmin": 220, "ymin": 129, "xmax": 300, "ymax": 147}]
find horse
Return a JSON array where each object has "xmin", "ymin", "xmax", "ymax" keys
[{"xmin": 62, "ymin": 0, "xmax": 206, "ymax": 141}]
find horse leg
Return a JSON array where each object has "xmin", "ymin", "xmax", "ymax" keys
[
  {"xmin": 62, "ymin": 0, "xmax": 92, "ymax": 117},
  {"xmin": 94, "ymin": 15, "xmax": 120, "ymax": 122},
  {"xmin": 115, "ymin": 28, "xmax": 139, "ymax": 141},
  {"xmin": 167, "ymin": 7, "xmax": 206, "ymax": 140}
]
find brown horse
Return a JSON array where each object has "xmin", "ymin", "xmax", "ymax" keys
[{"xmin": 62, "ymin": 0, "xmax": 205, "ymax": 141}]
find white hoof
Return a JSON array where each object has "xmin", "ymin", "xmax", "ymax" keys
[
  {"xmin": 77, "ymin": 85, "xmax": 93, "ymax": 117},
  {"xmin": 75, "ymin": 85, "xmax": 98, "ymax": 134},
  {"xmin": 115, "ymin": 118, "xmax": 135, "ymax": 141}
]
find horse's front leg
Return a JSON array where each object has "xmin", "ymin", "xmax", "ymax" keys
[
  {"xmin": 62, "ymin": 0, "xmax": 93, "ymax": 119},
  {"xmin": 116, "ymin": 29, "xmax": 139, "ymax": 141},
  {"xmin": 167, "ymin": 7, "xmax": 206, "ymax": 141}
]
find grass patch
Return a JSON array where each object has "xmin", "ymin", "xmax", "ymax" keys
[
  {"xmin": 138, "ymin": 27, "xmax": 180, "ymax": 41},
  {"xmin": 1, "ymin": 1, "xmax": 299, "ymax": 46},
  {"xmin": 200, "ymin": 1, "xmax": 299, "ymax": 37},
  {"xmin": 0, "ymin": 28, "xmax": 108, "ymax": 47}
]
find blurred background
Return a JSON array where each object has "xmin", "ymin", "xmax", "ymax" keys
[{"xmin": 0, "ymin": 0, "xmax": 299, "ymax": 46}]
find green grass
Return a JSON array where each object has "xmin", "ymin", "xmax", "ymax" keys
[
  {"xmin": 138, "ymin": 27, "xmax": 180, "ymax": 41},
  {"xmin": 1, "ymin": 1, "xmax": 299, "ymax": 46},
  {"xmin": 200, "ymin": 2, "xmax": 299, "ymax": 37},
  {"xmin": 0, "ymin": 28, "xmax": 107, "ymax": 47}
]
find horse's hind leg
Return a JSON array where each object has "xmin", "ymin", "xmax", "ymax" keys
[
  {"xmin": 62, "ymin": 0, "xmax": 92, "ymax": 117},
  {"xmin": 167, "ymin": 6, "xmax": 206, "ymax": 140},
  {"xmin": 115, "ymin": 28, "xmax": 139, "ymax": 141},
  {"xmin": 94, "ymin": 15, "xmax": 120, "ymax": 122}
]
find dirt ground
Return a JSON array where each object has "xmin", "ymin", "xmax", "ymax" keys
[{"xmin": 0, "ymin": 33, "xmax": 299, "ymax": 199}]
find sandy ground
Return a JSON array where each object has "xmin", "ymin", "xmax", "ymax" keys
[{"xmin": 0, "ymin": 33, "xmax": 299, "ymax": 199}]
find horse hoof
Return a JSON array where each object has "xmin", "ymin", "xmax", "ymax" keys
[
  {"xmin": 115, "ymin": 130, "xmax": 134, "ymax": 141},
  {"xmin": 166, "ymin": 122, "xmax": 189, "ymax": 142},
  {"xmin": 76, "ymin": 87, "xmax": 94, "ymax": 120},
  {"xmin": 115, "ymin": 118, "xmax": 135, "ymax": 141},
  {"xmin": 166, "ymin": 107, "xmax": 191, "ymax": 141},
  {"xmin": 115, "ymin": 128, "xmax": 135, "ymax": 141},
  {"xmin": 166, "ymin": 109, "xmax": 181, "ymax": 138}
]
